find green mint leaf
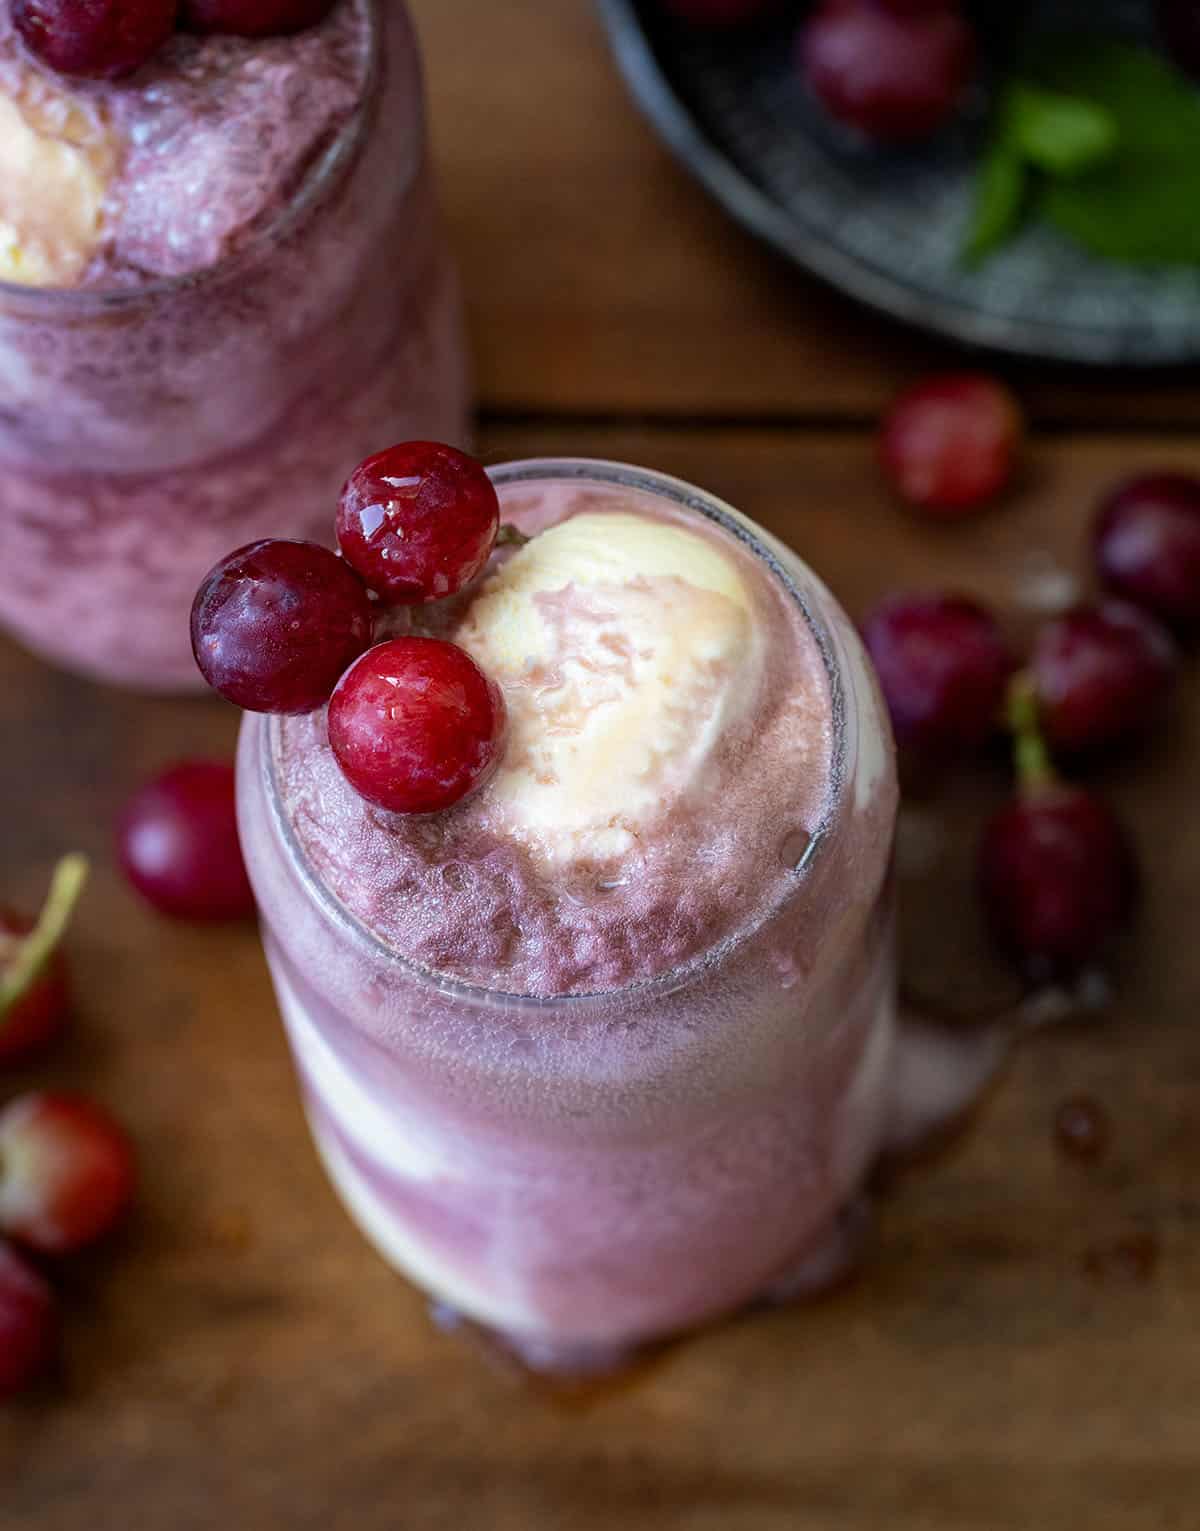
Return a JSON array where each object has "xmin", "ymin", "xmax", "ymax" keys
[
  {"xmin": 1027, "ymin": 40, "xmax": 1200, "ymax": 265},
  {"xmin": 1008, "ymin": 83, "xmax": 1118, "ymax": 176},
  {"xmin": 962, "ymin": 137, "xmax": 1027, "ymax": 268}
]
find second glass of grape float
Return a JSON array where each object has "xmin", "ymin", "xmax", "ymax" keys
[{"xmin": 0, "ymin": 0, "xmax": 468, "ymax": 689}]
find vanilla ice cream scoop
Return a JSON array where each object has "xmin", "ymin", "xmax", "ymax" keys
[
  {"xmin": 455, "ymin": 511, "xmax": 764, "ymax": 864},
  {"xmin": 0, "ymin": 75, "xmax": 116, "ymax": 287}
]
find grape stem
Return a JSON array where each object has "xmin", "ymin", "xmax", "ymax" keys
[
  {"xmin": 1006, "ymin": 672, "xmax": 1058, "ymax": 794},
  {"xmin": 0, "ymin": 854, "xmax": 88, "ymax": 1027},
  {"xmin": 494, "ymin": 524, "xmax": 530, "ymax": 549}
]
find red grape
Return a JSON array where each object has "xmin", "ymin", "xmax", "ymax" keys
[
  {"xmin": 118, "ymin": 761, "xmax": 255, "ymax": 922},
  {"xmin": 13, "ymin": 0, "xmax": 175, "ymax": 79},
  {"xmin": 1030, "ymin": 601, "xmax": 1178, "ymax": 756},
  {"xmin": 181, "ymin": 0, "xmax": 334, "ymax": 35},
  {"xmin": 862, "ymin": 592, "xmax": 1014, "ymax": 762},
  {"xmin": 0, "ymin": 912, "xmax": 69, "ymax": 1068},
  {"xmin": 879, "ymin": 373, "xmax": 1022, "ymax": 516},
  {"xmin": 0, "ymin": 1242, "xmax": 57, "ymax": 1398},
  {"xmin": 336, "ymin": 443, "xmax": 500, "ymax": 605},
  {"xmin": 0, "ymin": 1093, "xmax": 136, "ymax": 1255},
  {"xmin": 799, "ymin": 0, "xmax": 977, "ymax": 144},
  {"xmin": 328, "ymin": 638, "xmax": 506, "ymax": 815},
  {"xmin": 1094, "ymin": 473, "xmax": 1200, "ymax": 636},
  {"xmin": 192, "ymin": 540, "xmax": 374, "ymax": 714},
  {"xmin": 978, "ymin": 787, "xmax": 1136, "ymax": 982}
]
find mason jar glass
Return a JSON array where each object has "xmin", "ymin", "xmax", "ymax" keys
[
  {"xmin": 0, "ymin": 0, "xmax": 469, "ymax": 690},
  {"xmin": 236, "ymin": 460, "xmax": 899, "ymax": 1368}
]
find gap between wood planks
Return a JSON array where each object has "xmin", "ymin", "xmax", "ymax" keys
[{"xmin": 479, "ymin": 407, "xmax": 1200, "ymax": 439}]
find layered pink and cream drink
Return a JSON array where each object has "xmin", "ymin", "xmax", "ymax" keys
[
  {"xmin": 237, "ymin": 460, "xmax": 901, "ymax": 1366},
  {"xmin": 0, "ymin": 0, "xmax": 467, "ymax": 689}
]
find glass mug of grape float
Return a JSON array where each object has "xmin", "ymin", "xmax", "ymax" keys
[
  {"xmin": 0, "ymin": 0, "xmax": 467, "ymax": 690},
  {"xmin": 196, "ymin": 442, "xmax": 906, "ymax": 1371}
]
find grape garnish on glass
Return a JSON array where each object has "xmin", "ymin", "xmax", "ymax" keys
[
  {"xmin": 192, "ymin": 443, "xmax": 511, "ymax": 817},
  {"xmin": 336, "ymin": 442, "xmax": 500, "ymax": 604},
  {"xmin": 191, "ymin": 541, "xmax": 375, "ymax": 715},
  {"xmin": 13, "ymin": 0, "xmax": 175, "ymax": 79},
  {"xmin": 182, "ymin": 0, "xmax": 338, "ymax": 37},
  {"xmin": 328, "ymin": 637, "xmax": 506, "ymax": 815},
  {"xmin": 16, "ymin": 0, "xmax": 350, "ymax": 80}
]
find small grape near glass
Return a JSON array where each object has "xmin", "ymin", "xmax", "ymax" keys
[
  {"xmin": 196, "ymin": 441, "xmax": 919, "ymax": 1370},
  {"xmin": 0, "ymin": 0, "xmax": 467, "ymax": 689}
]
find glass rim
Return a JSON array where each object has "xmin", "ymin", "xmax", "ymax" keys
[
  {"xmin": 262, "ymin": 456, "xmax": 851, "ymax": 1010},
  {"xmin": 0, "ymin": 0, "xmax": 384, "ymax": 314}
]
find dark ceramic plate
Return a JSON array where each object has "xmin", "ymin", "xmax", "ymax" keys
[{"xmin": 595, "ymin": 0, "xmax": 1200, "ymax": 365}]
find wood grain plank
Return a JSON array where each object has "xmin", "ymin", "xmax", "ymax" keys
[
  {"xmin": 2, "ymin": 426, "xmax": 1197, "ymax": 1530},
  {"xmin": 409, "ymin": 0, "xmax": 1200, "ymax": 426}
]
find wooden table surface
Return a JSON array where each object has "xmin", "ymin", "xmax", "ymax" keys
[{"xmin": 4, "ymin": 3, "xmax": 1199, "ymax": 1527}]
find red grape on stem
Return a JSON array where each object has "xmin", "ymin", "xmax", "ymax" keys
[
  {"xmin": 799, "ymin": 0, "xmax": 977, "ymax": 145},
  {"xmin": 979, "ymin": 679, "xmax": 1136, "ymax": 984},
  {"xmin": 328, "ymin": 638, "xmax": 506, "ymax": 815},
  {"xmin": 0, "ymin": 1241, "xmax": 58, "ymax": 1398},
  {"xmin": 0, "ymin": 856, "xmax": 86, "ymax": 1068},
  {"xmin": 879, "ymin": 373, "xmax": 1022, "ymax": 516},
  {"xmin": 0, "ymin": 1093, "xmax": 136, "ymax": 1256},
  {"xmin": 13, "ymin": 0, "xmax": 175, "ymax": 79},
  {"xmin": 0, "ymin": 914, "xmax": 69, "ymax": 1067}
]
